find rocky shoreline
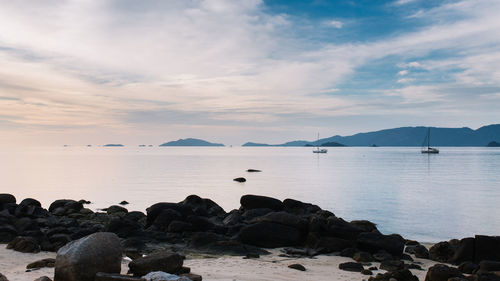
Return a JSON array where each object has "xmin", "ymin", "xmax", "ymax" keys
[{"xmin": 1, "ymin": 193, "xmax": 500, "ymax": 281}]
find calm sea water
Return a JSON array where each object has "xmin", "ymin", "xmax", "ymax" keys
[{"xmin": 1, "ymin": 146, "xmax": 499, "ymax": 242}]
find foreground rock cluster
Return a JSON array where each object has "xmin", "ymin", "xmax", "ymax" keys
[{"xmin": 2, "ymin": 192, "xmax": 500, "ymax": 281}]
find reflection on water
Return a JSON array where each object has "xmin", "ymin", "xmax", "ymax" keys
[{"xmin": 1, "ymin": 146, "xmax": 499, "ymax": 242}]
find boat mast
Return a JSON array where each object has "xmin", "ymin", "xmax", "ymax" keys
[{"xmin": 427, "ymin": 128, "xmax": 430, "ymax": 149}]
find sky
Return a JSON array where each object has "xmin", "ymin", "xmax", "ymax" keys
[{"xmin": 0, "ymin": 0, "xmax": 499, "ymax": 146}]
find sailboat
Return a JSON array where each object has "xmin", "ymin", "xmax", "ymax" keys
[
  {"xmin": 313, "ymin": 133, "xmax": 328, "ymax": 154},
  {"xmin": 421, "ymin": 127, "xmax": 439, "ymax": 154}
]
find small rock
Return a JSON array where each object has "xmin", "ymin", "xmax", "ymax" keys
[
  {"xmin": 27, "ymin": 258, "xmax": 56, "ymax": 269},
  {"xmin": 369, "ymin": 266, "xmax": 378, "ymax": 271},
  {"xmin": 361, "ymin": 269, "xmax": 373, "ymax": 275},
  {"xmin": 94, "ymin": 272, "xmax": 144, "ymax": 281},
  {"xmin": 380, "ymin": 260, "xmax": 405, "ymax": 272},
  {"xmin": 142, "ymin": 272, "xmax": 191, "ymax": 281},
  {"xmin": 34, "ymin": 277, "xmax": 52, "ymax": 281},
  {"xmin": 246, "ymin": 169, "xmax": 262, "ymax": 172},
  {"xmin": 119, "ymin": 201, "xmax": 129, "ymax": 205},
  {"xmin": 78, "ymin": 200, "xmax": 91, "ymax": 204},
  {"xmin": 354, "ymin": 251, "xmax": 374, "ymax": 262},
  {"xmin": 339, "ymin": 262, "xmax": 364, "ymax": 272},
  {"xmin": 233, "ymin": 177, "xmax": 246, "ymax": 182},
  {"xmin": 180, "ymin": 273, "xmax": 202, "ymax": 281},
  {"xmin": 288, "ymin": 264, "xmax": 306, "ymax": 271},
  {"xmin": 244, "ymin": 253, "xmax": 260, "ymax": 259}
]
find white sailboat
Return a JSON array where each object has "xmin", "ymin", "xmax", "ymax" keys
[
  {"xmin": 421, "ymin": 127, "xmax": 439, "ymax": 154},
  {"xmin": 313, "ymin": 133, "xmax": 327, "ymax": 153}
]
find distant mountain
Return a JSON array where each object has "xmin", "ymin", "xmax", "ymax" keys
[
  {"xmin": 242, "ymin": 142, "xmax": 272, "ymax": 147},
  {"xmin": 160, "ymin": 138, "xmax": 224, "ymax": 147},
  {"xmin": 103, "ymin": 144, "xmax": 124, "ymax": 147},
  {"xmin": 320, "ymin": 142, "xmax": 346, "ymax": 147},
  {"xmin": 243, "ymin": 124, "xmax": 500, "ymax": 147},
  {"xmin": 487, "ymin": 141, "xmax": 500, "ymax": 147}
]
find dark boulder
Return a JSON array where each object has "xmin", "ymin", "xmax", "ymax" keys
[
  {"xmin": 106, "ymin": 205, "xmax": 128, "ymax": 215},
  {"xmin": 241, "ymin": 208, "xmax": 273, "ymax": 221},
  {"xmin": 240, "ymin": 195, "xmax": 284, "ymax": 211},
  {"xmin": 189, "ymin": 232, "xmax": 227, "ymax": 248},
  {"xmin": 353, "ymin": 251, "xmax": 374, "ymax": 262},
  {"xmin": 167, "ymin": 221, "xmax": 193, "ymax": 232},
  {"xmin": 222, "ymin": 210, "xmax": 242, "ymax": 225},
  {"xmin": 406, "ymin": 244, "xmax": 430, "ymax": 259},
  {"xmin": 0, "ymin": 194, "xmax": 16, "ymax": 205},
  {"xmin": 152, "ymin": 209, "xmax": 182, "ymax": 230},
  {"xmin": 128, "ymin": 251, "xmax": 184, "ymax": 276},
  {"xmin": 239, "ymin": 222, "xmax": 303, "ymax": 248},
  {"xmin": 283, "ymin": 198, "xmax": 321, "ymax": 215},
  {"xmin": 362, "ymin": 269, "xmax": 373, "ymax": 275},
  {"xmin": 233, "ymin": 177, "xmax": 246, "ymax": 182},
  {"xmin": 380, "ymin": 260, "xmax": 405, "ymax": 271},
  {"xmin": 48, "ymin": 200, "xmax": 83, "ymax": 214},
  {"xmin": 338, "ymin": 262, "xmax": 364, "ymax": 272},
  {"xmin": 475, "ymin": 235, "xmax": 500, "ymax": 263},
  {"xmin": 6, "ymin": 236, "xmax": 40, "ymax": 253},
  {"xmin": 424, "ymin": 264, "xmax": 463, "ymax": 281},
  {"xmin": 288, "ymin": 264, "xmax": 306, "ymax": 271},
  {"xmin": 369, "ymin": 269, "xmax": 419, "ymax": 281},
  {"xmin": 49, "ymin": 234, "xmax": 72, "ymax": 251},
  {"xmin": 146, "ymin": 203, "xmax": 194, "ymax": 227},
  {"xmin": 34, "ymin": 277, "xmax": 52, "ymax": 281},
  {"xmin": 186, "ymin": 215, "xmax": 215, "ymax": 231},
  {"xmin": 105, "ymin": 218, "xmax": 143, "ymax": 238},
  {"xmin": 54, "ymin": 232, "xmax": 122, "ymax": 281},
  {"xmin": 429, "ymin": 241, "xmax": 456, "ymax": 263},
  {"xmin": 458, "ymin": 261, "xmax": 478, "ymax": 274},
  {"xmin": 340, "ymin": 248, "xmax": 356, "ymax": 258},
  {"xmin": 14, "ymin": 217, "xmax": 39, "ymax": 234},
  {"xmin": 306, "ymin": 234, "xmax": 353, "ymax": 253},
  {"xmin": 250, "ymin": 211, "xmax": 308, "ymax": 231},
  {"xmin": 356, "ymin": 232, "xmax": 405, "ymax": 257},
  {"xmin": 350, "ymin": 220, "xmax": 378, "ymax": 232},
  {"xmin": 14, "ymin": 198, "xmax": 45, "ymax": 218},
  {"xmin": 119, "ymin": 201, "xmax": 129, "ymax": 205},
  {"xmin": 0, "ymin": 224, "xmax": 18, "ymax": 243},
  {"xmin": 451, "ymin": 238, "xmax": 475, "ymax": 264},
  {"xmin": 180, "ymin": 195, "xmax": 225, "ymax": 217},
  {"xmin": 477, "ymin": 261, "xmax": 500, "ymax": 274},
  {"xmin": 0, "ymin": 274, "xmax": 7, "ymax": 281},
  {"xmin": 27, "ymin": 258, "xmax": 56, "ymax": 269},
  {"xmin": 94, "ymin": 272, "xmax": 143, "ymax": 281},
  {"xmin": 373, "ymin": 250, "xmax": 394, "ymax": 262}
]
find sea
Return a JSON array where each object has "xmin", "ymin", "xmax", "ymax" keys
[{"xmin": 1, "ymin": 146, "xmax": 499, "ymax": 243}]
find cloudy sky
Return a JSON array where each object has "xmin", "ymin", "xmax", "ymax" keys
[{"xmin": 1, "ymin": 0, "xmax": 499, "ymax": 146}]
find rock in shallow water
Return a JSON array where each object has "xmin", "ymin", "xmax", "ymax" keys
[
  {"xmin": 233, "ymin": 177, "xmax": 246, "ymax": 182},
  {"xmin": 142, "ymin": 271, "xmax": 191, "ymax": 281},
  {"xmin": 54, "ymin": 232, "xmax": 122, "ymax": 281},
  {"xmin": 338, "ymin": 262, "xmax": 364, "ymax": 272},
  {"xmin": 288, "ymin": 264, "xmax": 306, "ymax": 271}
]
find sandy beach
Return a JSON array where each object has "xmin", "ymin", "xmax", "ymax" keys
[{"xmin": 0, "ymin": 246, "xmax": 438, "ymax": 281}]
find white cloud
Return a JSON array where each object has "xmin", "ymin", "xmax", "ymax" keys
[
  {"xmin": 397, "ymin": 78, "xmax": 415, "ymax": 84},
  {"xmin": 393, "ymin": 0, "xmax": 417, "ymax": 6},
  {"xmin": 324, "ymin": 20, "xmax": 343, "ymax": 29},
  {"xmin": 0, "ymin": 0, "xmax": 500, "ymax": 144}
]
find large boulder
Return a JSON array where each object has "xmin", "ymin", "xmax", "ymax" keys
[
  {"xmin": 238, "ymin": 222, "xmax": 303, "ymax": 248},
  {"xmin": 429, "ymin": 241, "xmax": 456, "ymax": 263},
  {"xmin": 0, "ymin": 273, "xmax": 8, "ymax": 281},
  {"xmin": 54, "ymin": 232, "xmax": 122, "ymax": 281},
  {"xmin": 181, "ymin": 195, "xmax": 225, "ymax": 217},
  {"xmin": 6, "ymin": 236, "xmax": 40, "ymax": 253},
  {"xmin": 475, "ymin": 235, "xmax": 500, "ymax": 262},
  {"xmin": 49, "ymin": 200, "xmax": 83, "ymax": 214},
  {"xmin": 356, "ymin": 232, "xmax": 405, "ymax": 257},
  {"xmin": 450, "ymin": 238, "xmax": 475, "ymax": 264},
  {"xmin": 424, "ymin": 264, "xmax": 463, "ymax": 281},
  {"xmin": 15, "ymin": 198, "xmax": 45, "ymax": 218},
  {"xmin": 306, "ymin": 233, "xmax": 353, "ymax": 253},
  {"xmin": 240, "ymin": 195, "xmax": 284, "ymax": 211},
  {"xmin": 476, "ymin": 261, "xmax": 500, "ymax": 274},
  {"xmin": 128, "ymin": 251, "xmax": 184, "ymax": 276}
]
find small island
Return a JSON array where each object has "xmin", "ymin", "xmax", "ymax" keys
[
  {"xmin": 159, "ymin": 138, "xmax": 224, "ymax": 147},
  {"xmin": 487, "ymin": 141, "xmax": 500, "ymax": 147},
  {"xmin": 242, "ymin": 142, "xmax": 271, "ymax": 147},
  {"xmin": 103, "ymin": 144, "xmax": 124, "ymax": 147},
  {"xmin": 319, "ymin": 141, "xmax": 346, "ymax": 147}
]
